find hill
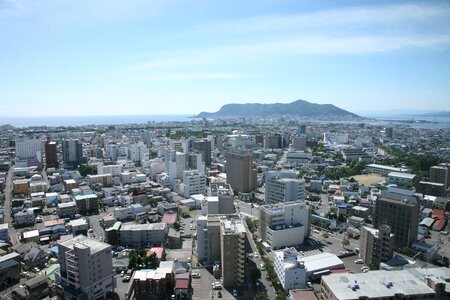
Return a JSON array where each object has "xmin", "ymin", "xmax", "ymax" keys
[{"xmin": 196, "ymin": 99, "xmax": 359, "ymax": 119}]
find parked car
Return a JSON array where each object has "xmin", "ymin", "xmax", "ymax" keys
[
  {"xmin": 355, "ymin": 259, "xmax": 364, "ymax": 264},
  {"xmin": 191, "ymin": 272, "xmax": 201, "ymax": 278}
]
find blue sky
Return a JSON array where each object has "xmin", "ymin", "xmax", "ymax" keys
[{"xmin": 0, "ymin": 0, "xmax": 449, "ymax": 117}]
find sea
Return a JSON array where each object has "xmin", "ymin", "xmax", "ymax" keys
[
  {"xmin": 0, "ymin": 114, "xmax": 449, "ymax": 129},
  {"xmin": 0, "ymin": 115, "xmax": 194, "ymax": 128}
]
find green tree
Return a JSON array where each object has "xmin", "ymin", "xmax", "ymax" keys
[
  {"xmin": 321, "ymin": 231, "xmax": 329, "ymax": 240},
  {"xmin": 79, "ymin": 164, "xmax": 97, "ymax": 176},
  {"xmin": 341, "ymin": 238, "xmax": 350, "ymax": 248},
  {"xmin": 337, "ymin": 214, "xmax": 346, "ymax": 223},
  {"xmin": 255, "ymin": 293, "xmax": 269, "ymax": 300}
]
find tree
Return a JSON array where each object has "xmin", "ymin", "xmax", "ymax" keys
[
  {"xmin": 255, "ymin": 293, "xmax": 269, "ymax": 300},
  {"xmin": 321, "ymin": 231, "xmax": 329, "ymax": 240},
  {"xmin": 79, "ymin": 164, "xmax": 97, "ymax": 177},
  {"xmin": 341, "ymin": 238, "xmax": 350, "ymax": 248},
  {"xmin": 337, "ymin": 214, "xmax": 346, "ymax": 223}
]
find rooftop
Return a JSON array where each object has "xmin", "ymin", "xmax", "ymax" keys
[
  {"xmin": 58, "ymin": 234, "xmax": 110, "ymax": 254},
  {"xmin": 321, "ymin": 268, "xmax": 436, "ymax": 299},
  {"xmin": 121, "ymin": 223, "xmax": 166, "ymax": 231}
]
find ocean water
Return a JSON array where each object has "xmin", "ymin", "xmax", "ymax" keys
[
  {"xmin": 0, "ymin": 115, "xmax": 194, "ymax": 128},
  {"xmin": 367, "ymin": 115, "xmax": 450, "ymax": 129}
]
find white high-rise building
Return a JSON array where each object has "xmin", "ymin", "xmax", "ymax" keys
[
  {"xmin": 260, "ymin": 201, "xmax": 310, "ymax": 249},
  {"xmin": 98, "ymin": 164, "xmax": 123, "ymax": 176},
  {"xmin": 183, "ymin": 170, "xmax": 206, "ymax": 198},
  {"xmin": 129, "ymin": 142, "xmax": 149, "ymax": 163},
  {"xmin": 266, "ymin": 171, "xmax": 305, "ymax": 204},
  {"xmin": 15, "ymin": 139, "xmax": 42, "ymax": 160},
  {"xmin": 274, "ymin": 248, "xmax": 307, "ymax": 291},
  {"xmin": 57, "ymin": 235, "xmax": 116, "ymax": 299}
]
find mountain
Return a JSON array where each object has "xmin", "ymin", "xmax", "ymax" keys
[{"xmin": 196, "ymin": 99, "xmax": 359, "ymax": 119}]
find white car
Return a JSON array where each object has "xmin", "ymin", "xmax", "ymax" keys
[
  {"xmin": 254, "ymin": 251, "xmax": 258, "ymax": 258},
  {"xmin": 354, "ymin": 259, "xmax": 363, "ymax": 264}
]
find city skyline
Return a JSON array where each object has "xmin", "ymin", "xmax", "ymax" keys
[{"xmin": 1, "ymin": 0, "xmax": 449, "ymax": 117}]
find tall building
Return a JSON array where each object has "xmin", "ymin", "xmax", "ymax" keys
[
  {"xmin": 192, "ymin": 139, "xmax": 212, "ymax": 167},
  {"xmin": 374, "ymin": 192, "xmax": 420, "ymax": 249},
  {"xmin": 263, "ymin": 134, "xmax": 280, "ymax": 149},
  {"xmin": 226, "ymin": 150, "xmax": 257, "ymax": 194},
  {"xmin": 57, "ymin": 235, "xmax": 116, "ymax": 299},
  {"xmin": 45, "ymin": 138, "xmax": 59, "ymax": 169},
  {"xmin": 359, "ymin": 225, "xmax": 394, "ymax": 266},
  {"xmin": 220, "ymin": 217, "xmax": 247, "ymax": 288},
  {"xmin": 128, "ymin": 142, "xmax": 149, "ymax": 164},
  {"xmin": 260, "ymin": 201, "xmax": 310, "ymax": 249},
  {"xmin": 274, "ymin": 248, "xmax": 307, "ymax": 291},
  {"xmin": 430, "ymin": 164, "xmax": 450, "ymax": 189},
  {"xmin": 266, "ymin": 174, "xmax": 305, "ymax": 204},
  {"xmin": 15, "ymin": 139, "xmax": 43, "ymax": 168},
  {"xmin": 182, "ymin": 170, "xmax": 206, "ymax": 198},
  {"xmin": 62, "ymin": 139, "xmax": 83, "ymax": 168},
  {"xmin": 292, "ymin": 135, "xmax": 307, "ymax": 151},
  {"xmin": 196, "ymin": 216, "xmax": 221, "ymax": 265},
  {"xmin": 299, "ymin": 125, "xmax": 306, "ymax": 135}
]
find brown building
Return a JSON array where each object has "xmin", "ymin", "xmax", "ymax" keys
[
  {"xmin": 13, "ymin": 179, "xmax": 29, "ymax": 194},
  {"xmin": 374, "ymin": 192, "xmax": 420, "ymax": 249},
  {"xmin": 44, "ymin": 139, "xmax": 59, "ymax": 169},
  {"xmin": 430, "ymin": 164, "xmax": 450, "ymax": 190},
  {"xmin": 226, "ymin": 150, "xmax": 256, "ymax": 194}
]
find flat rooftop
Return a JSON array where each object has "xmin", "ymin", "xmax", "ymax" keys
[
  {"xmin": 58, "ymin": 234, "xmax": 110, "ymax": 254},
  {"xmin": 322, "ymin": 268, "xmax": 436, "ymax": 299}
]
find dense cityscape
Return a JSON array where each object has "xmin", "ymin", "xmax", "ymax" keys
[{"xmin": 0, "ymin": 115, "xmax": 449, "ymax": 300}]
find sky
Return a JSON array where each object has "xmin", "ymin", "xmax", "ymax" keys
[{"xmin": 0, "ymin": 0, "xmax": 449, "ymax": 117}]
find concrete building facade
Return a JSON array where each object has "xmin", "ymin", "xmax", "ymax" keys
[{"xmin": 226, "ymin": 150, "xmax": 256, "ymax": 194}]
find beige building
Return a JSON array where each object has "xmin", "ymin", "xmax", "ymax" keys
[
  {"xmin": 220, "ymin": 217, "xmax": 247, "ymax": 288},
  {"xmin": 226, "ymin": 150, "xmax": 256, "ymax": 194},
  {"xmin": 359, "ymin": 225, "xmax": 394, "ymax": 266},
  {"xmin": 430, "ymin": 164, "xmax": 450, "ymax": 189},
  {"xmin": 87, "ymin": 174, "xmax": 113, "ymax": 187},
  {"xmin": 57, "ymin": 235, "xmax": 116, "ymax": 299}
]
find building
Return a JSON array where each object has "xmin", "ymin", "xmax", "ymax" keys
[
  {"xmin": 44, "ymin": 139, "xmax": 59, "ymax": 169},
  {"xmin": 62, "ymin": 139, "xmax": 83, "ymax": 168},
  {"xmin": 10, "ymin": 274, "xmax": 52, "ymax": 300},
  {"xmin": 58, "ymin": 201, "xmax": 78, "ymax": 218},
  {"xmin": 98, "ymin": 164, "xmax": 123, "ymax": 177},
  {"xmin": 0, "ymin": 223, "xmax": 9, "ymax": 242},
  {"xmin": 220, "ymin": 217, "xmax": 247, "ymax": 288},
  {"xmin": 265, "ymin": 172, "xmax": 305, "ymax": 204},
  {"xmin": 430, "ymin": 164, "xmax": 450, "ymax": 189},
  {"xmin": 192, "ymin": 139, "xmax": 212, "ymax": 167},
  {"xmin": 292, "ymin": 135, "xmax": 307, "ymax": 151},
  {"xmin": 264, "ymin": 134, "xmax": 281, "ymax": 149},
  {"xmin": 226, "ymin": 150, "xmax": 257, "ymax": 194},
  {"xmin": 416, "ymin": 181, "xmax": 446, "ymax": 197},
  {"xmin": 87, "ymin": 174, "xmax": 113, "ymax": 188},
  {"xmin": 388, "ymin": 172, "xmax": 416, "ymax": 186},
  {"xmin": 57, "ymin": 235, "xmax": 116, "ymax": 299},
  {"xmin": 182, "ymin": 170, "xmax": 206, "ymax": 198},
  {"xmin": 0, "ymin": 252, "xmax": 21, "ymax": 285},
  {"xmin": 320, "ymin": 268, "xmax": 445, "ymax": 300},
  {"xmin": 196, "ymin": 216, "xmax": 221, "ymax": 265},
  {"xmin": 260, "ymin": 201, "xmax": 310, "ymax": 249},
  {"xmin": 15, "ymin": 139, "xmax": 42, "ymax": 169},
  {"xmin": 74, "ymin": 194, "xmax": 99, "ymax": 215},
  {"xmin": 274, "ymin": 248, "xmax": 307, "ymax": 291},
  {"xmin": 374, "ymin": 192, "xmax": 420, "ymax": 249},
  {"xmin": 366, "ymin": 164, "xmax": 410, "ymax": 176},
  {"xmin": 68, "ymin": 219, "xmax": 89, "ymax": 236},
  {"xmin": 119, "ymin": 223, "xmax": 167, "ymax": 248},
  {"xmin": 359, "ymin": 225, "xmax": 394, "ymax": 266}
]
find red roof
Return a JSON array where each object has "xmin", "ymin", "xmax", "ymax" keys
[
  {"xmin": 433, "ymin": 219, "xmax": 446, "ymax": 231},
  {"xmin": 146, "ymin": 247, "xmax": 165, "ymax": 258},
  {"xmin": 175, "ymin": 279, "xmax": 189, "ymax": 289},
  {"xmin": 161, "ymin": 212, "xmax": 177, "ymax": 224}
]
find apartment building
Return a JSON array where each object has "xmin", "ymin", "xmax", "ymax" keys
[
  {"xmin": 192, "ymin": 139, "xmax": 212, "ymax": 167},
  {"xmin": 57, "ymin": 235, "xmax": 116, "ymax": 299},
  {"xmin": 359, "ymin": 225, "xmax": 394, "ymax": 266},
  {"xmin": 62, "ymin": 139, "xmax": 83, "ymax": 168},
  {"xmin": 265, "ymin": 171, "xmax": 305, "ymax": 204},
  {"xmin": 220, "ymin": 217, "xmax": 247, "ymax": 288},
  {"xmin": 274, "ymin": 248, "xmax": 307, "ymax": 291},
  {"xmin": 45, "ymin": 139, "xmax": 59, "ymax": 169},
  {"xmin": 260, "ymin": 201, "xmax": 310, "ymax": 249},
  {"xmin": 182, "ymin": 170, "xmax": 206, "ymax": 198},
  {"xmin": 374, "ymin": 192, "xmax": 420, "ymax": 249},
  {"xmin": 119, "ymin": 223, "xmax": 167, "ymax": 248},
  {"xmin": 226, "ymin": 150, "xmax": 256, "ymax": 194}
]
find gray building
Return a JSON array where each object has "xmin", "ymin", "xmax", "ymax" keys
[
  {"xmin": 359, "ymin": 225, "xmax": 394, "ymax": 266},
  {"xmin": 62, "ymin": 139, "xmax": 83, "ymax": 169},
  {"xmin": 57, "ymin": 235, "xmax": 116, "ymax": 299},
  {"xmin": 119, "ymin": 223, "xmax": 168, "ymax": 248},
  {"xmin": 374, "ymin": 192, "xmax": 420, "ymax": 249},
  {"xmin": 192, "ymin": 139, "xmax": 212, "ymax": 167}
]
